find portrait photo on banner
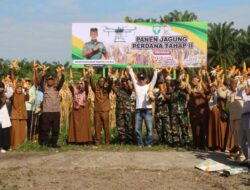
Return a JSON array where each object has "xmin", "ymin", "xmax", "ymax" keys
[{"xmin": 72, "ymin": 22, "xmax": 207, "ymax": 68}]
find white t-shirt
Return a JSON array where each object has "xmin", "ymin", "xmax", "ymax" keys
[
  {"xmin": 129, "ymin": 68, "xmax": 157, "ymax": 109},
  {"xmin": 241, "ymin": 89, "xmax": 250, "ymax": 114},
  {"xmin": 4, "ymin": 84, "xmax": 14, "ymax": 99},
  {"xmin": 0, "ymin": 104, "xmax": 11, "ymax": 128}
]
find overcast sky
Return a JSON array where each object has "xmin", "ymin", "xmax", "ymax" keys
[{"xmin": 0, "ymin": 0, "xmax": 249, "ymax": 63}]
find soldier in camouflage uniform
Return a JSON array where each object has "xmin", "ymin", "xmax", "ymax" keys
[
  {"xmin": 130, "ymin": 85, "xmax": 136, "ymax": 143},
  {"xmin": 113, "ymin": 78, "xmax": 134, "ymax": 144},
  {"xmin": 82, "ymin": 28, "xmax": 108, "ymax": 60},
  {"xmin": 154, "ymin": 81, "xmax": 172, "ymax": 145},
  {"xmin": 170, "ymin": 80, "xmax": 190, "ymax": 146}
]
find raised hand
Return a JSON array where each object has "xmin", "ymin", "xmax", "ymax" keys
[
  {"xmin": 61, "ymin": 67, "xmax": 65, "ymax": 75},
  {"xmin": 69, "ymin": 80, "xmax": 74, "ymax": 85},
  {"xmin": 10, "ymin": 59, "xmax": 20, "ymax": 72},
  {"xmin": 56, "ymin": 66, "xmax": 65, "ymax": 75},
  {"xmin": 108, "ymin": 64, "xmax": 112, "ymax": 73},
  {"xmin": 88, "ymin": 65, "xmax": 94, "ymax": 76},
  {"xmin": 151, "ymin": 56, "xmax": 157, "ymax": 70},
  {"xmin": 42, "ymin": 65, "xmax": 50, "ymax": 74}
]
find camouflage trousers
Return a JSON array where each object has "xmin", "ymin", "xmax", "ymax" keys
[
  {"xmin": 154, "ymin": 116, "xmax": 173, "ymax": 145},
  {"xmin": 116, "ymin": 112, "xmax": 134, "ymax": 144},
  {"xmin": 171, "ymin": 113, "xmax": 190, "ymax": 146}
]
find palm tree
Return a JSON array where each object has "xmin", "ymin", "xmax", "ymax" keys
[
  {"xmin": 160, "ymin": 10, "xmax": 198, "ymax": 22},
  {"xmin": 127, "ymin": 10, "xmax": 198, "ymax": 23},
  {"xmin": 0, "ymin": 59, "xmax": 11, "ymax": 77},
  {"xmin": 236, "ymin": 26, "xmax": 250, "ymax": 66},
  {"xmin": 168, "ymin": 10, "xmax": 182, "ymax": 21},
  {"xmin": 208, "ymin": 22, "xmax": 239, "ymax": 69},
  {"xmin": 160, "ymin": 15, "xmax": 171, "ymax": 22},
  {"xmin": 64, "ymin": 61, "xmax": 70, "ymax": 69},
  {"xmin": 133, "ymin": 18, "xmax": 146, "ymax": 23},
  {"xmin": 52, "ymin": 61, "xmax": 61, "ymax": 66},
  {"xmin": 181, "ymin": 10, "xmax": 197, "ymax": 21},
  {"xmin": 124, "ymin": 16, "xmax": 133, "ymax": 23}
]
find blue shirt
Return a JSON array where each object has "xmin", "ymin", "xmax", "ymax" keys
[{"xmin": 34, "ymin": 90, "xmax": 44, "ymax": 105}]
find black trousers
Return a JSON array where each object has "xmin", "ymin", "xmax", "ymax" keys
[
  {"xmin": 0, "ymin": 124, "xmax": 10, "ymax": 150},
  {"xmin": 39, "ymin": 112, "xmax": 60, "ymax": 145},
  {"xmin": 27, "ymin": 111, "xmax": 32, "ymax": 141}
]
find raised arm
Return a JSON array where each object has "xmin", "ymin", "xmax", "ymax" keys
[
  {"xmin": 128, "ymin": 67, "xmax": 137, "ymax": 86},
  {"xmin": 11, "ymin": 67, "xmax": 15, "ymax": 83},
  {"xmin": 111, "ymin": 80, "xmax": 116, "ymax": 93},
  {"xmin": 186, "ymin": 85, "xmax": 192, "ymax": 95},
  {"xmin": 89, "ymin": 76, "xmax": 96, "ymax": 92},
  {"xmin": 149, "ymin": 59, "xmax": 158, "ymax": 87},
  {"xmin": 68, "ymin": 83, "xmax": 74, "ymax": 97},
  {"xmin": 40, "ymin": 74, "xmax": 46, "ymax": 92},
  {"xmin": 127, "ymin": 79, "xmax": 134, "ymax": 92},
  {"xmin": 85, "ymin": 80, "xmax": 89, "ymax": 96},
  {"xmin": 32, "ymin": 67, "xmax": 39, "ymax": 87},
  {"xmin": 106, "ymin": 77, "xmax": 113, "ymax": 93},
  {"xmin": 150, "ymin": 70, "xmax": 158, "ymax": 87},
  {"xmin": 56, "ymin": 74, "xmax": 65, "ymax": 91},
  {"xmin": 200, "ymin": 79, "xmax": 209, "ymax": 94}
]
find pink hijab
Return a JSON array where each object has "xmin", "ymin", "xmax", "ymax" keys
[{"xmin": 73, "ymin": 87, "xmax": 86, "ymax": 109}]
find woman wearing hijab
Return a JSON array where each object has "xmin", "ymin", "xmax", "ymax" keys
[
  {"xmin": 68, "ymin": 79, "xmax": 92, "ymax": 143},
  {"xmin": 10, "ymin": 83, "xmax": 29, "ymax": 149},
  {"xmin": 208, "ymin": 84, "xmax": 230, "ymax": 152}
]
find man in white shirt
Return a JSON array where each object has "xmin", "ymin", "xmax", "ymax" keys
[
  {"xmin": 128, "ymin": 64, "xmax": 157, "ymax": 147},
  {"xmin": 239, "ymin": 79, "xmax": 250, "ymax": 168},
  {"xmin": 0, "ymin": 81, "xmax": 11, "ymax": 152},
  {"xmin": 227, "ymin": 79, "xmax": 244, "ymax": 154}
]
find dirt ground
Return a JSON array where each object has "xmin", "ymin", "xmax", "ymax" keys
[{"xmin": 0, "ymin": 150, "xmax": 249, "ymax": 190}]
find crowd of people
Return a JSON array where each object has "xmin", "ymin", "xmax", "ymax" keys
[{"xmin": 0, "ymin": 61, "xmax": 250, "ymax": 168}]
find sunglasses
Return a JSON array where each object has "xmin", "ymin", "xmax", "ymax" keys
[{"xmin": 139, "ymin": 77, "xmax": 145, "ymax": 81}]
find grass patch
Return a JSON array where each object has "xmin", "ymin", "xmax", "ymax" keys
[
  {"xmin": 18, "ymin": 142, "xmax": 192, "ymax": 152},
  {"xmin": 17, "ymin": 122, "xmax": 194, "ymax": 152}
]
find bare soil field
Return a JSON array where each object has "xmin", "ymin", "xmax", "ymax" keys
[{"xmin": 0, "ymin": 150, "xmax": 249, "ymax": 190}]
